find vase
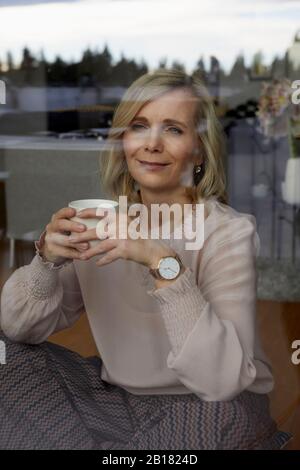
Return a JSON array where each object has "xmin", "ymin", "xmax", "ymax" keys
[{"xmin": 282, "ymin": 158, "xmax": 300, "ymax": 205}]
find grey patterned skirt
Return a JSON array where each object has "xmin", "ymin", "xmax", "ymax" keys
[{"xmin": 0, "ymin": 332, "xmax": 292, "ymax": 450}]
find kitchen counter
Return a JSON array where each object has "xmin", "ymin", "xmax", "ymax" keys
[{"xmin": 0, "ymin": 134, "xmax": 107, "ymax": 151}]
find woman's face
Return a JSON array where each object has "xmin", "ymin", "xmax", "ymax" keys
[{"xmin": 122, "ymin": 87, "xmax": 202, "ymax": 194}]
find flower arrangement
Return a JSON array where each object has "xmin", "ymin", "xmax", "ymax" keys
[
  {"xmin": 256, "ymin": 78, "xmax": 300, "ymax": 205},
  {"xmin": 257, "ymin": 78, "xmax": 292, "ymax": 138}
]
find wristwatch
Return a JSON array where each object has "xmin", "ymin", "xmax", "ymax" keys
[{"xmin": 149, "ymin": 254, "xmax": 183, "ymax": 281}]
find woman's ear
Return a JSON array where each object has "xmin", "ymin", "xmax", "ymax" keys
[
  {"xmin": 192, "ymin": 147, "xmax": 203, "ymax": 166},
  {"xmin": 193, "ymin": 136, "xmax": 204, "ymax": 164}
]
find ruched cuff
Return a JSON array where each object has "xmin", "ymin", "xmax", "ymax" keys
[
  {"xmin": 147, "ymin": 267, "xmax": 207, "ymax": 356},
  {"xmin": 22, "ymin": 255, "xmax": 62, "ymax": 300},
  {"xmin": 20, "ymin": 230, "xmax": 73, "ymax": 300}
]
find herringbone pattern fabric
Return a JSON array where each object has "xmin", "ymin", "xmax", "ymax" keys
[{"xmin": 0, "ymin": 333, "xmax": 292, "ymax": 450}]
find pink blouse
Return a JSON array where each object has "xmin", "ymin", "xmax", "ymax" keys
[{"xmin": 0, "ymin": 197, "xmax": 274, "ymax": 401}]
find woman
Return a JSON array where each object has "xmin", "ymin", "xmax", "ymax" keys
[{"xmin": 0, "ymin": 69, "xmax": 292, "ymax": 450}]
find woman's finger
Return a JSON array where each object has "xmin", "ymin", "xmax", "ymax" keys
[
  {"xmin": 75, "ymin": 243, "xmax": 90, "ymax": 251},
  {"xmin": 55, "ymin": 218, "xmax": 86, "ymax": 234},
  {"xmin": 68, "ymin": 227, "xmax": 98, "ymax": 243},
  {"xmin": 77, "ymin": 207, "xmax": 118, "ymax": 222},
  {"xmin": 78, "ymin": 238, "xmax": 117, "ymax": 260},
  {"xmin": 53, "ymin": 207, "xmax": 76, "ymax": 221},
  {"xmin": 76, "ymin": 208, "xmax": 111, "ymax": 218},
  {"xmin": 95, "ymin": 248, "xmax": 120, "ymax": 267},
  {"xmin": 75, "ymin": 208, "xmax": 97, "ymax": 217},
  {"xmin": 47, "ymin": 244, "xmax": 84, "ymax": 261},
  {"xmin": 47, "ymin": 232, "xmax": 90, "ymax": 250}
]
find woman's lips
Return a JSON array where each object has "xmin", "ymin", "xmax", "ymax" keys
[{"xmin": 138, "ymin": 160, "xmax": 170, "ymax": 170}]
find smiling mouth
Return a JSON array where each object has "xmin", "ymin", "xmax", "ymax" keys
[{"xmin": 138, "ymin": 160, "xmax": 170, "ymax": 166}]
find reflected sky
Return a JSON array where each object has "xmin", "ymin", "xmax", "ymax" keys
[{"xmin": 0, "ymin": 0, "xmax": 299, "ymax": 73}]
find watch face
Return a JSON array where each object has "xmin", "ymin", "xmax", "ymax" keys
[{"xmin": 158, "ymin": 257, "xmax": 181, "ymax": 280}]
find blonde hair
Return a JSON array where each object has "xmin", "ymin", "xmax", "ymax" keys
[{"xmin": 100, "ymin": 68, "xmax": 228, "ymax": 205}]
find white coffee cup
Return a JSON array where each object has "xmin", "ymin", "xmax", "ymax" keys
[{"xmin": 68, "ymin": 199, "xmax": 119, "ymax": 248}]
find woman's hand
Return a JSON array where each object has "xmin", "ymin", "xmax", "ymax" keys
[
  {"xmin": 68, "ymin": 208, "xmax": 177, "ymax": 269},
  {"xmin": 40, "ymin": 207, "xmax": 90, "ymax": 264}
]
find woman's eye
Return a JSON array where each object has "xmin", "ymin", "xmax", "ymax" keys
[
  {"xmin": 167, "ymin": 127, "xmax": 182, "ymax": 135},
  {"xmin": 129, "ymin": 124, "xmax": 182, "ymax": 135},
  {"xmin": 130, "ymin": 123, "xmax": 146, "ymax": 131}
]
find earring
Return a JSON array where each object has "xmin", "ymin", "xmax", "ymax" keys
[{"xmin": 193, "ymin": 164, "xmax": 203, "ymax": 186}]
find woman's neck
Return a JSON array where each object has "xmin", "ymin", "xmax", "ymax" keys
[
  {"xmin": 138, "ymin": 187, "xmax": 194, "ymax": 232},
  {"xmin": 139, "ymin": 188, "xmax": 193, "ymax": 211}
]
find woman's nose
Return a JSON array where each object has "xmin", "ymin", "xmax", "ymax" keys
[{"xmin": 144, "ymin": 128, "xmax": 163, "ymax": 153}]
